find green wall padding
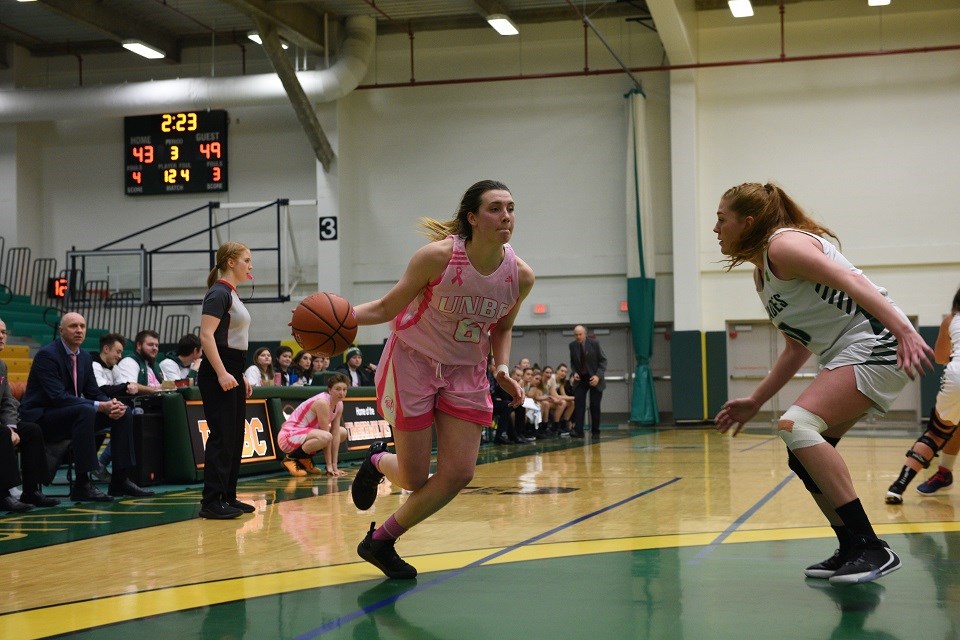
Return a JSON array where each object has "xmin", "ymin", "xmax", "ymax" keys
[
  {"xmin": 670, "ymin": 330, "xmax": 705, "ymax": 422},
  {"xmin": 705, "ymin": 331, "xmax": 728, "ymax": 419}
]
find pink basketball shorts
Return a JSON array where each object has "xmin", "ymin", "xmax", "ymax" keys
[
  {"xmin": 375, "ymin": 336, "xmax": 493, "ymax": 431},
  {"xmin": 277, "ymin": 425, "xmax": 311, "ymax": 454}
]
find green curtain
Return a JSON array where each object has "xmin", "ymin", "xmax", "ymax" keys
[{"xmin": 626, "ymin": 89, "xmax": 659, "ymax": 425}]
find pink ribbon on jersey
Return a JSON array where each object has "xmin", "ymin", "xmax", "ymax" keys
[{"xmin": 451, "ymin": 266, "xmax": 464, "ymax": 286}]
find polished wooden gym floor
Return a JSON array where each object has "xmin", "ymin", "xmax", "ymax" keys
[{"xmin": 2, "ymin": 423, "xmax": 959, "ymax": 639}]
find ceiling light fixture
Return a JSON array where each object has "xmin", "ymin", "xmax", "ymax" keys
[
  {"xmin": 728, "ymin": 0, "xmax": 754, "ymax": 18},
  {"xmin": 486, "ymin": 14, "xmax": 519, "ymax": 36},
  {"xmin": 121, "ymin": 40, "xmax": 165, "ymax": 60},
  {"xmin": 867, "ymin": 0, "xmax": 891, "ymax": 6},
  {"xmin": 247, "ymin": 31, "xmax": 289, "ymax": 50}
]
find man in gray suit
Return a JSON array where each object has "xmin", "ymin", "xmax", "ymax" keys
[
  {"xmin": 568, "ymin": 325, "xmax": 607, "ymax": 438},
  {"xmin": 0, "ymin": 318, "xmax": 60, "ymax": 512}
]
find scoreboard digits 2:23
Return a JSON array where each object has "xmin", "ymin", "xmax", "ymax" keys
[{"xmin": 124, "ymin": 110, "xmax": 228, "ymax": 195}]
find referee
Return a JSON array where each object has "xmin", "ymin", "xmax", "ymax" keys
[{"xmin": 197, "ymin": 241, "xmax": 256, "ymax": 519}]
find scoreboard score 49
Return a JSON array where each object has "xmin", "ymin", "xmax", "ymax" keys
[{"xmin": 125, "ymin": 110, "xmax": 228, "ymax": 195}]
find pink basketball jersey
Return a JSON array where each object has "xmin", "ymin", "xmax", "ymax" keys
[
  {"xmin": 393, "ymin": 235, "xmax": 520, "ymax": 365},
  {"xmin": 283, "ymin": 391, "xmax": 342, "ymax": 431}
]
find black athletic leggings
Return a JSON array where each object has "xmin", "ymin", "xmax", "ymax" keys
[{"xmin": 198, "ymin": 347, "xmax": 246, "ymax": 505}]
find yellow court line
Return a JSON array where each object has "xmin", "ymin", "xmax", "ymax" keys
[{"xmin": 4, "ymin": 522, "xmax": 959, "ymax": 639}]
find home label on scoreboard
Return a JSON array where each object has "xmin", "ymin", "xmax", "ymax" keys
[{"xmin": 124, "ymin": 110, "xmax": 228, "ymax": 195}]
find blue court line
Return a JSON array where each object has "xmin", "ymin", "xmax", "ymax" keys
[
  {"xmin": 690, "ymin": 472, "xmax": 795, "ymax": 563},
  {"xmin": 296, "ymin": 476, "xmax": 682, "ymax": 639}
]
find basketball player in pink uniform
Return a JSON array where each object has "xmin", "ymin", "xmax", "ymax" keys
[
  {"xmin": 277, "ymin": 373, "xmax": 350, "ymax": 477},
  {"xmin": 349, "ymin": 180, "xmax": 534, "ymax": 579}
]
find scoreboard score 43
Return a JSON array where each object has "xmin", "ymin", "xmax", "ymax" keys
[{"xmin": 125, "ymin": 110, "xmax": 228, "ymax": 195}]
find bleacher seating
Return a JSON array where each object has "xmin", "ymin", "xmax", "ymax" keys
[
  {"xmin": 4, "ymin": 344, "xmax": 31, "ymax": 383},
  {"xmin": 1, "ymin": 293, "xmax": 59, "ymax": 345}
]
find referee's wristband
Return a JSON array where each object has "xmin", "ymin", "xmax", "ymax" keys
[{"xmin": 495, "ymin": 364, "xmax": 510, "ymax": 378}]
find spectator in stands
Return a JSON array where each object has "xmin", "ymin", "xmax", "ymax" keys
[
  {"xmin": 19, "ymin": 312, "xmax": 153, "ymax": 501},
  {"xmin": 541, "ymin": 365, "xmax": 569, "ymax": 435},
  {"xmin": 556, "ymin": 363, "xmax": 575, "ymax": 396},
  {"xmin": 90, "ymin": 332, "xmax": 137, "ymax": 482},
  {"xmin": 244, "ymin": 347, "xmax": 275, "ymax": 388},
  {"xmin": 160, "ymin": 333, "xmax": 202, "ymax": 384},
  {"xmin": 312, "ymin": 355, "xmax": 330, "ymax": 373},
  {"xmin": 336, "ymin": 346, "xmax": 375, "ymax": 387},
  {"xmin": 0, "ymin": 318, "xmax": 60, "ymax": 512},
  {"xmin": 289, "ymin": 350, "xmax": 313, "ymax": 386},
  {"xmin": 552, "ymin": 363, "xmax": 576, "ymax": 436},
  {"xmin": 543, "ymin": 365, "xmax": 553, "ymax": 386},
  {"xmin": 308, "ymin": 355, "xmax": 331, "ymax": 385},
  {"xmin": 532, "ymin": 370, "xmax": 559, "ymax": 437},
  {"xmin": 277, "ymin": 373, "xmax": 350, "ymax": 477},
  {"xmin": 524, "ymin": 369, "xmax": 551, "ymax": 439},
  {"xmin": 506, "ymin": 368, "xmax": 535, "ymax": 441},
  {"xmin": 492, "ymin": 360, "xmax": 527, "ymax": 444},
  {"xmin": 92, "ymin": 333, "xmax": 132, "ymax": 393},
  {"xmin": 274, "ymin": 346, "xmax": 294, "ymax": 386},
  {"xmin": 114, "ymin": 330, "xmax": 163, "ymax": 395}
]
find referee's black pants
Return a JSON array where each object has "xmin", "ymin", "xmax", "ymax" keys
[{"xmin": 198, "ymin": 348, "xmax": 246, "ymax": 506}]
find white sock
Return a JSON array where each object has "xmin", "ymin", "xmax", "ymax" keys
[{"xmin": 939, "ymin": 452, "xmax": 956, "ymax": 471}]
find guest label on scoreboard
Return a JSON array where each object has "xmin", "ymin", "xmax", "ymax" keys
[{"xmin": 124, "ymin": 110, "xmax": 228, "ymax": 195}]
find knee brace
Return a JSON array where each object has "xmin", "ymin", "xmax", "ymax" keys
[
  {"xmin": 787, "ymin": 449, "xmax": 822, "ymax": 493},
  {"xmin": 777, "ymin": 405, "xmax": 828, "ymax": 451},
  {"xmin": 908, "ymin": 411, "xmax": 959, "ymax": 469}
]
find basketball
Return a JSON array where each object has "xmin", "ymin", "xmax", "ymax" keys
[{"xmin": 289, "ymin": 292, "xmax": 358, "ymax": 357}]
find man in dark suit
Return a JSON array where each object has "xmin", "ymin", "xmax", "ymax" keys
[
  {"xmin": 19, "ymin": 312, "xmax": 153, "ymax": 501},
  {"xmin": 568, "ymin": 325, "xmax": 607, "ymax": 438},
  {"xmin": 0, "ymin": 318, "xmax": 60, "ymax": 512}
]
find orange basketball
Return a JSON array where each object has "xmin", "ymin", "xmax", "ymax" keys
[{"xmin": 289, "ymin": 292, "xmax": 358, "ymax": 357}]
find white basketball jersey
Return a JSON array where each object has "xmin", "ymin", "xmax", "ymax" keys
[
  {"xmin": 948, "ymin": 313, "xmax": 960, "ymax": 366},
  {"xmin": 757, "ymin": 228, "xmax": 904, "ymax": 365}
]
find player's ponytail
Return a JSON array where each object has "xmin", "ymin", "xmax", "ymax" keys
[
  {"xmin": 720, "ymin": 182, "xmax": 838, "ymax": 271},
  {"xmin": 418, "ymin": 217, "xmax": 461, "ymax": 242}
]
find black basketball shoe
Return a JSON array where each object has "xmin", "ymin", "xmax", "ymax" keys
[
  {"xmin": 804, "ymin": 548, "xmax": 849, "ymax": 579},
  {"xmin": 829, "ymin": 538, "xmax": 902, "ymax": 585},
  {"xmin": 357, "ymin": 522, "xmax": 418, "ymax": 579},
  {"xmin": 351, "ymin": 441, "xmax": 388, "ymax": 510}
]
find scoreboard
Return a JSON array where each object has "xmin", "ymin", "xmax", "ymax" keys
[{"xmin": 124, "ymin": 110, "xmax": 228, "ymax": 195}]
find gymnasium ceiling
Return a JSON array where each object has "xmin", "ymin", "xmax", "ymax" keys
[
  {"xmin": 0, "ymin": 1, "xmax": 650, "ymax": 63},
  {"xmin": 0, "ymin": 0, "xmax": 869, "ymax": 64}
]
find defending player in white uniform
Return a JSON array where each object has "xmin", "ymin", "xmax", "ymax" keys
[{"xmin": 712, "ymin": 182, "xmax": 934, "ymax": 585}]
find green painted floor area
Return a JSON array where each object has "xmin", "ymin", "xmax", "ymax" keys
[{"xmin": 63, "ymin": 533, "xmax": 960, "ymax": 640}]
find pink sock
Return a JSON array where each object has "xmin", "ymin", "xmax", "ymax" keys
[
  {"xmin": 370, "ymin": 451, "xmax": 387, "ymax": 472},
  {"xmin": 372, "ymin": 514, "xmax": 407, "ymax": 541}
]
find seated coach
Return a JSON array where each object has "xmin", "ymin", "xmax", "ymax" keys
[{"xmin": 19, "ymin": 312, "xmax": 153, "ymax": 502}]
